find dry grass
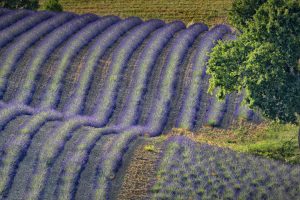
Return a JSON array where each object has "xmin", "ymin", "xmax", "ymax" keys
[
  {"xmin": 40, "ymin": 0, "xmax": 232, "ymax": 26},
  {"xmin": 164, "ymin": 121, "xmax": 300, "ymax": 164}
]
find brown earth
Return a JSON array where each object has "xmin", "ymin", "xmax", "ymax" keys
[{"xmin": 116, "ymin": 138, "xmax": 163, "ymax": 200}]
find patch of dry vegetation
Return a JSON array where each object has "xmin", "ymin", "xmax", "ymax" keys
[{"xmin": 165, "ymin": 122, "xmax": 300, "ymax": 164}]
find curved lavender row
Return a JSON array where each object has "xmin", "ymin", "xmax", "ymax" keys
[
  {"xmin": 146, "ymin": 24, "xmax": 208, "ymax": 136},
  {"xmin": 151, "ymin": 136, "xmax": 300, "ymax": 199},
  {"xmin": 0, "ymin": 104, "xmax": 34, "ymax": 130},
  {"xmin": 0, "ymin": 9, "xmax": 33, "ymax": 31},
  {"xmin": 117, "ymin": 21, "xmax": 185, "ymax": 126},
  {"xmin": 233, "ymin": 91, "xmax": 257, "ymax": 121},
  {"xmin": 64, "ymin": 17, "xmax": 143, "ymax": 116},
  {"xmin": 12, "ymin": 14, "xmax": 99, "ymax": 105},
  {"xmin": 0, "ymin": 13, "xmax": 75, "ymax": 99},
  {"xmin": 93, "ymin": 128, "xmax": 143, "ymax": 199},
  {"xmin": 0, "ymin": 110, "xmax": 62, "ymax": 196},
  {"xmin": 177, "ymin": 25, "xmax": 232, "ymax": 129},
  {"xmin": 0, "ymin": 8, "xmax": 10, "ymax": 17},
  {"xmin": 25, "ymin": 122, "xmax": 126, "ymax": 200},
  {"xmin": 0, "ymin": 11, "xmax": 53, "ymax": 48},
  {"xmin": 56, "ymin": 126, "xmax": 142, "ymax": 199},
  {"xmin": 204, "ymin": 93, "xmax": 229, "ymax": 126},
  {"xmin": 55, "ymin": 128, "xmax": 106, "ymax": 200},
  {"xmin": 91, "ymin": 19, "xmax": 165, "ymax": 125},
  {"xmin": 39, "ymin": 16, "xmax": 120, "ymax": 110}
]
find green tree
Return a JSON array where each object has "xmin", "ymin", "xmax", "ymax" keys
[
  {"xmin": 229, "ymin": 0, "xmax": 267, "ymax": 30},
  {"xmin": 207, "ymin": 0, "xmax": 300, "ymax": 124},
  {"xmin": 0, "ymin": 0, "xmax": 39, "ymax": 10},
  {"xmin": 43, "ymin": 0, "xmax": 63, "ymax": 11}
]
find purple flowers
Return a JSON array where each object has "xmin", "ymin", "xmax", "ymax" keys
[
  {"xmin": 0, "ymin": 8, "xmax": 265, "ymax": 200},
  {"xmin": 151, "ymin": 136, "xmax": 300, "ymax": 199}
]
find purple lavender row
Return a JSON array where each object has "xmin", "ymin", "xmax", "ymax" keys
[
  {"xmin": 54, "ymin": 126, "xmax": 143, "ymax": 199},
  {"xmin": 151, "ymin": 136, "xmax": 300, "ymax": 199},
  {"xmin": 146, "ymin": 24, "xmax": 208, "ymax": 136},
  {"xmin": 1, "ymin": 19, "xmax": 143, "ymax": 179},
  {"xmin": 63, "ymin": 17, "xmax": 142, "ymax": 116},
  {"xmin": 0, "ymin": 103, "xmax": 34, "ymax": 130},
  {"xmin": 177, "ymin": 25, "xmax": 232, "ymax": 130},
  {"xmin": 39, "ymin": 16, "xmax": 120, "ymax": 110},
  {"xmin": 0, "ymin": 9, "xmax": 33, "ymax": 31},
  {"xmin": 0, "ymin": 109, "xmax": 62, "ymax": 196},
  {"xmin": 116, "ymin": 21, "xmax": 185, "ymax": 126},
  {"xmin": 0, "ymin": 11, "xmax": 53, "ymax": 48},
  {"xmin": 91, "ymin": 19, "xmax": 165, "ymax": 125},
  {"xmin": 0, "ymin": 13, "xmax": 75, "ymax": 99},
  {"xmin": 93, "ymin": 128, "xmax": 142, "ymax": 199},
  {"xmin": 24, "ymin": 121, "xmax": 129, "ymax": 200},
  {"xmin": 12, "ymin": 14, "xmax": 99, "ymax": 105},
  {"xmin": 233, "ymin": 91, "xmax": 256, "ymax": 121},
  {"xmin": 204, "ymin": 93, "xmax": 229, "ymax": 127},
  {"xmin": 0, "ymin": 8, "xmax": 10, "ymax": 17}
]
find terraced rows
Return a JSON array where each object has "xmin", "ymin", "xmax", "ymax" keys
[
  {"xmin": 0, "ymin": 8, "xmax": 258, "ymax": 199},
  {"xmin": 151, "ymin": 136, "xmax": 300, "ymax": 199}
]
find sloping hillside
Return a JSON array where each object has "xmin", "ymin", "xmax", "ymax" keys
[{"xmin": 0, "ymin": 9, "xmax": 259, "ymax": 199}]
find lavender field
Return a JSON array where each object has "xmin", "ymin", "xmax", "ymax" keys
[
  {"xmin": 0, "ymin": 8, "xmax": 296, "ymax": 200},
  {"xmin": 151, "ymin": 136, "xmax": 300, "ymax": 199}
]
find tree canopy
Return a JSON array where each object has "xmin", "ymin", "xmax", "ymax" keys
[
  {"xmin": 42, "ymin": 0, "xmax": 63, "ymax": 12},
  {"xmin": 207, "ymin": 0, "xmax": 300, "ymax": 123},
  {"xmin": 0, "ymin": 0, "xmax": 39, "ymax": 9}
]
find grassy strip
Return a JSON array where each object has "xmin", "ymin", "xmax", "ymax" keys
[{"xmin": 167, "ymin": 122, "xmax": 300, "ymax": 164}]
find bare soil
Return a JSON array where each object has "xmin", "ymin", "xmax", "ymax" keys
[{"xmin": 115, "ymin": 138, "xmax": 163, "ymax": 200}]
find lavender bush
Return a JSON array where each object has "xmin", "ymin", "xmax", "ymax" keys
[
  {"xmin": 151, "ymin": 136, "xmax": 300, "ymax": 199},
  {"xmin": 117, "ymin": 21, "xmax": 185, "ymax": 126},
  {"xmin": 146, "ymin": 23, "xmax": 208, "ymax": 135},
  {"xmin": 39, "ymin": 16, "xmax": 120, "ymax": 109},
  {"xmin": 177, "ymin": 25, "xmax": 232, "ymax": 130},
  {"xmin": 0, "ymin": 11, "xmax": 53, "ymax": 48},
  {"xmin": 92, "ymin": 19, "xmax": 164, "ymax": 125}
]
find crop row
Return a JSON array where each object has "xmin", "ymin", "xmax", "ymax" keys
[
  {"xmin": 117, "ymin": 21, "xmax": 185, "ymax": 126},
  {"xmin": 151, "ymin": 136, "xmax": 300, "ymax": 199},
  {"xmin": 0, "ymin": 9, "xmax": 258, "ymax": 132},
  {"xmin": 91, "ymin": 19, "xmax": 165, "ymax": 125},
  {"xmin": 64, "ymin": 17, "xmax": 142, "ymax": 116},
  {"xmin": 146, "ymin": 23, "xmax": 208, "ymax": 135},
  {"xmin": 0, "ymin": 8, "xmax": 10, "ymax": 17},
  {"xmin": 39, "ymin": 16, "xmax": 120, "ymax": 110},
  {"xmin": 0, "ymin": 13, "xmax": 75, "ymax": 98},
  {"xmin": 13, "ymin": 14, "xmax": 99, "ymax": 105},
  {"xmin": 0, "ymin": 11, "xmax": 53, "ymax": 48},
  {"xmin": 0, "ymin": 9, "xmax": 33, "ymax": 30},
  {"xmin": 177, "ymin": 24, "xmax": 232, "ymax": 129}
]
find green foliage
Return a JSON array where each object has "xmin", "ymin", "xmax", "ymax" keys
[
  {"xmin": 229, "ymin": 0, "xmax": 267, "ymax": 30},
  {"xmin": 207, "ymin": 0, "xmax": 300, "ymax": 123},
  {"xmin": 43, "ymin": 0, "xmax": 63, "ymax": 11},
  {"xmin": 0, "ymin": 0, "xmax": 39, "ymax": 9}
]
